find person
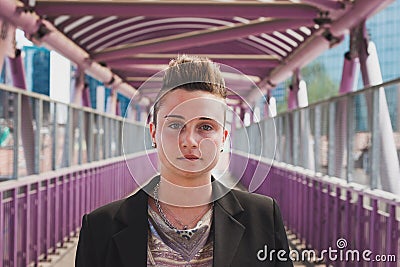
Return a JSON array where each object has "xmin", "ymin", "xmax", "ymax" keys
[{"xmin": 75, "ymin": 55, "xmax": 293, "ymax": 267}]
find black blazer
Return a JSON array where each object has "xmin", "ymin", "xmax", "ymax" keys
[{"xmin": 75, "ymin": 177, "xmax": 293, "ymax": 267}]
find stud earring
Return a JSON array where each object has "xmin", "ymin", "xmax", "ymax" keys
[
  {"xmin": 152, "ymin": 142, "xmax": 157, "ymax": 148},
  {"xmin": 220, "ymin": 148, "xmax": 224, "ymax": 152}
]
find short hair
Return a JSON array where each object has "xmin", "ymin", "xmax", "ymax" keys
[{"xmin": 152, "ymin": 55, "xmax": 227, "ymax": 126}]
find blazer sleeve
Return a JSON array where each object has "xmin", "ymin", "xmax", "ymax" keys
[
  {"xmin": 273, "ymin": 199, "xmax": 293, "ymax": 267},
  {"xmin": 75, "ymin": 214, "xmax": 97, "ymax": 267}
]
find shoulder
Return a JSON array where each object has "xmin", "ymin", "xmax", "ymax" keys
[
  {"xmin": 85, "ymin": 188, "xmax": 147, "ymax": 228},
  {"xmin": 231, "ymin": 189, "xmax": 275, "ymax": 211}
]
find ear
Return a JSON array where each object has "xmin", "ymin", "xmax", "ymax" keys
[
  {"xmin": 222, "ymin": 128, "xmax": 229, "ymax": 143},
  {"xmin": 149, "ymin": 122, "xmax": 156, "ymax": 142}
]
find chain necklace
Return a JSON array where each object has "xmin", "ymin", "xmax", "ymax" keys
[{"xmin": 153, "ymin": 182, "xmax": 213, "ymax": 231}]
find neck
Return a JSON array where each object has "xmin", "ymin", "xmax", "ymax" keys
[
  {"xmin": 160, "ymin": 167, "xmax": 212, "ymax": 187},
  {"xmin": 157, "ymin": 176, "xmax": 212, "ymax": 207}
]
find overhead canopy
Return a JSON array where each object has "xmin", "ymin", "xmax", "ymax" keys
[{"xmin": 3, "ymin": 0, "xmax": 394, "ymax": 104}]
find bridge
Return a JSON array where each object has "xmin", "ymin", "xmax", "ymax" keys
[{"xmin": 0, "ymin": 0, "xmax": 399, "ymax": 266}]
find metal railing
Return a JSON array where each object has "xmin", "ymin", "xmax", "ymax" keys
[
  {"xmin": 0, "ymin": 151, "xmax": 157, "ymax": 267},
  {"xmin": 0, "ymin": 84, "xmax": 151, "ymax": 179},
  {"xmin": 233, "ymin": 78, "xmax": 400, "ymax": 192},
  {"xmin": 230, "ymin": 151, "xmax": 399, "ymax": 267}
]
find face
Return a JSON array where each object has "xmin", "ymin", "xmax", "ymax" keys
[{"xmin": 149, "ymin": 89, "xmax": 228, "ymax": 179}]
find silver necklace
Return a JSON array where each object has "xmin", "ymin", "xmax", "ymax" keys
[{"xmin": 153, "ymin": 182, "xmax": 213, "ymax": 231}]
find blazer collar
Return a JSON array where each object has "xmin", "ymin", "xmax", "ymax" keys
[{"xmin": 111, "ymin": 175, "xmax": 245, "ymax": 267}]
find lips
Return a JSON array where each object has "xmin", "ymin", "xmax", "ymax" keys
[{"xmin": 183, "ymin": 154, "xmax": 200, "ymax": 160}]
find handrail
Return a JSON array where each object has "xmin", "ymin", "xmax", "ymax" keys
[
  {"xmin": 0, "ymin": 151, "xmax": 157, "ymax": 266},
  {"xmin": 0, "ymin": 83, "xmax": 141, "ymax": 124},
  {"xmin": 271, "ymin": 76, "xmax": 400, "ymax": 118}
]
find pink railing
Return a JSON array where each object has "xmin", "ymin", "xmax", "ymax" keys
[
  {"xmin": 0, "ymin": 151, "xmax": 157, "ymax": 267},
  {"xmin": 231, "ymin": 151, "xmax": 399, "ymax": 267}
]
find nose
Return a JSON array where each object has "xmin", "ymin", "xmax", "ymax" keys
[{"xmin": 179, "ymin": 126, "xmax": 198, "ymax": 149}]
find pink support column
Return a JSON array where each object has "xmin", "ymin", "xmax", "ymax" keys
[
  {"xmin": 292, "ymin": 70, "xmax": 314, "ymax": 170},
  {"xmin": 287, "ymin": 87, "xmax": 298, "ymax": 111},
  {"xmin": 7, "ymin": 49, "xmax": 35, "ymax": 175},
  {"xmin": 334, "ymin": 51, "xmax": 359, "ymax": 179},
  {"xmin": 339, "ymin": 52, "xmax": 359, "ymax": 94},
  {"xmin": 71, "ymin": 68, "xmax": 85, "ymax": 105},
  {"xmin": 229, "ymin": 105, "xmax": 237, "ymax": 141},
  {"xmin": 249, "ymin": 107, "xmax": 254, "ymax": 124},
  {"xmin": 82, "ymin": 84, "xmax": 91, "ymax": 108},
  {"xmin": 0, "ymin": 19, "xmax": 15, "ymax": 74},
  {"xmin": 106, "ymin": 89, "xmax": 117, "ymax": 115},
  {"xmin": 263, "ymin": 95, "xmax": 270, "ymax": 119},
  {"xmin": 358, "ymin": 25, "xmax": 400, "ymax": 194},
  {"xmin": 116, "ymin": 99, "xmax": 121, "ymax": 116},
  {"xmin": 239, "ymin": 106, "xmax": 245, "ymax": 124}
]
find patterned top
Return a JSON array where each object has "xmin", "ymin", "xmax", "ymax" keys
[{"xmin": 147, "ymin": 206, "xmax": 214, "ymax": 267}]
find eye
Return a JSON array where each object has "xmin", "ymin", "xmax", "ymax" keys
[
  {"xmin": 168, "ymin": 122, "xmax": 184, "ymax": 130},
  {"xmin": 200, "ymin": 124, "xmax": 213, "ymax": 131}
]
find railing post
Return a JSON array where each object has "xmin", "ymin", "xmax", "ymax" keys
[
  {"xmin": 276, "ymin": 116, "xmax": 283, "ymax": 162},
  {"xmin": 24, "ymin": 185, "xmax": 30, "ymax": 266},
  {"xmin": 356, "ymin": 193, "xmax": 364, "ymax": 253},
  {"xmin": 45, "ymin": 180, "xmax": 51, "ymax": 260},
  {"xmin": 328, "ymin": 102, "xmax": 336, "ymax": 176},
  {"xmin": 385, "ymin": 204, "xmax": 398, "ymax": 267},
  {"xmin": 54, "ymin": 176, "xmax": 60, "ymax": 252},
  {"xmin": 313, "ymin": 106, "xmax": 321, "ymax": 174},
  {"xmin": 12, "ymin": 93, "xmax": 21, "ymax": 179},
  {"xmin": 12, "ymin": 188, "xmax": 17, "ymax": 267},
  {"xmin": 369, "ymin": 199, "xmax": 378, "ymax": 267},
  {"xmin": 34, "ymin": 99, "xmax": 43, "ymax": 174},
  {"xmin": 0, "ymin": 191, "xmax": 3, "ymax": 266},
  {"xmin": 87, "ymin": 112, "xmax": 94, "ymax": 162},
  {"xmin": 52, "ymin": 102, "xmax": 58, "ymax": 170},
  {"xmin": 284, "ymin": 113, "xmax": 291, "ymax": 164},
  {"xmin": 35, "ymin": 181, "xmax": 41, "ymax": 265},
  {"xmin": 292, "ymin": 111, "xmax": 299, "ymax": 166},
  {"xmin": 346, "ymin": 95, "xmax": 355, "ymax": 182},
  {"xmin": 78, "ymin": 110, "xmax": 83, "ymax": 164},
  {"xmin": 370, "ymin": 89, "xmax": 380, "ymax": 189}
]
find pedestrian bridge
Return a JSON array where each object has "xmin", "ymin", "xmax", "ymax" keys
[{"xmin": 0, "ymin": 0, "xmax": 399, "ymax": 266}]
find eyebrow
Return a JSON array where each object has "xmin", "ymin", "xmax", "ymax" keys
[
  {"xmin": 164, "ymin": 115, "xmax": 185, "ymax": 119},
  {"xmin": 164, "ymin": 115, "xmax": 215, "ymax": 121}
]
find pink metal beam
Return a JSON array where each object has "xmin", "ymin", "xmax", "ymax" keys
[
  {"xmin": 94, "ymin": 18, "xmax": 315, "ymax": 61},
  {"xmin": 253, "ymin": 0, "xmax": 394, "ymax": 104},
  {"xmin": 35, "ymin": 1, "xmax": 323, "ymax": 19},
  {"xmin": 300, "ymin": 0, "xmax": 344, "ymax": 11},
  {"xmin": 0, "ymin": 0, "xmax": 137, "ymax": 99},
  {"xmin": 107, "ymin": 54, "xmax": 280, "ymax": 68}
]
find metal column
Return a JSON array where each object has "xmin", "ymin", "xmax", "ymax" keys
[
  {"xmin": 358, "ymin": 23, "xmax": 400, "ymax": 194},
  {"xmin": 334, "ymin": 51, "xmax": 359, "ymax": 180}
]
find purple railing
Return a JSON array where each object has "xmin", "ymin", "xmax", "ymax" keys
[
  {"xmin": 231, "ymin": 151, "xmax": 399, "ymax": 267},
  {"xmin": 0, "ymin": 151, "xmax": 157, "ymax": 267}
]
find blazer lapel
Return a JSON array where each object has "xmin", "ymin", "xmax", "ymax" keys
[
  {"xmin": 111, "ymin": 177, "xmax": 160, "ymax": 267},
  {"xmin": 213, "ymin": 183, "xmax": 245, "ymax": 267}
]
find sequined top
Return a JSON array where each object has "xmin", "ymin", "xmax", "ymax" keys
[{"xmin": 147, "ymin": 206, "xmax": 214, "ymax": 267}]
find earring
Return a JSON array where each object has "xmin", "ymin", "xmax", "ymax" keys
[
  {"xmin": 220, "ymin": 148, "xmax": 224, "ymax": 152},
  {"xmin": 152, "ymin": 142, "xmax": 157, "ymax": 148}
]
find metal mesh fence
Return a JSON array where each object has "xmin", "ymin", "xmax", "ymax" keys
[
  {"xmin": 234, "ymin": 79, "xmax": 400, "ymax": 192},
  {"xmin": 0, "ymin": 84, "xmax": 150, "ymax": 180}
]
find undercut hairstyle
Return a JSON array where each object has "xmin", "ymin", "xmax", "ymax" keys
[{"xmin": 152, "ymin": 54, "xmax": 227, "ymax": 127}]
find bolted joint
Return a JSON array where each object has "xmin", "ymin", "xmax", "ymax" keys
[
  {"xmin": 106, "ymin": 75, "xmax": 116, "ymax": 86},
  {"xmin": 314, "ymin": 11, "xmax": 332, "ymax": 26},
  {"xmin": 322, "ymin": 30, "xmax": 342, "ymax": 46},
  {"xmin": 31, "ymin": 22, "xmax": 50, "ymax": 40}
]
